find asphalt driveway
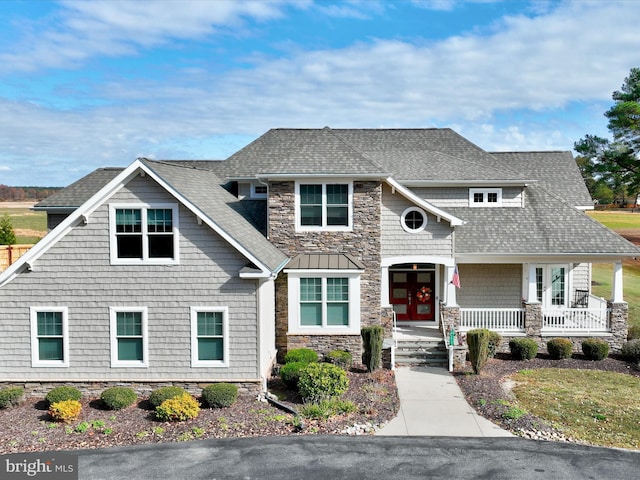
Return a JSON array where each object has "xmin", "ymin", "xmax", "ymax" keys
[{"xmin": 74, "ymin": 435, "xmax": 640, "ymax": 480}]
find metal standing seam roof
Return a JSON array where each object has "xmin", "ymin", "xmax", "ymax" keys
[{"xmin": 285, "ymin": 253, "xmax": 366, "ymax": 270}]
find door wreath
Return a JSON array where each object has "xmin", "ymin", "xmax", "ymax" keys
[{"xmin": 416, "ymin": 286, "xmax": 431, "ymax": 303}]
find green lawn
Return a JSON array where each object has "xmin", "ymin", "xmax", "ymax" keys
[
  {"xmin": 511, "ymin": 368, "xmax": 640, "ymax": 450},
  {"xmin": 0, "ymin": 207, "xmax": 47, "ymax": 244},
  {"xmin": 587, "ymin": 210, "xmax": 640, "ymax": 328}
]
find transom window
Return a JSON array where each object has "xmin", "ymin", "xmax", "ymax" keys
[
  {"xmin": 30, "ymin": 307, "xmax": 69, "ymax": 367},
  {"xmin": 190, "ymin": 307, "xmax": 228, "ymax": 367},
  {"xmin": 110, "ymin": 307, "xmax": 148, "ymax": 367},
  {"xmin": 400, "ymin": 207, "xmax": 428, "ymax": 233},
  {"xmin": 109, "ymin": 204, "xmax": 179, "ymax": 264},
  {"xmin": 469, "ymin": 188, "xmax": 502, "ymax": 207},
  {"xmin": 296, "ymin": 182, "xmax": 352, "ymax": 230}
]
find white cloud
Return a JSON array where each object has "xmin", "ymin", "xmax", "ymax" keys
[{"xmin": 0, "ymin": 0, "xmax": 639, "ymax": 185}]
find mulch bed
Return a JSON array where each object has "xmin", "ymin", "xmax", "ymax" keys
[
  {"xmin": 0, "ymin": 368, "xmax": 399, "ymax": 455},
  {"xmin": 455, "ymin": 353, "xmax": 640, "ymax": 440}
]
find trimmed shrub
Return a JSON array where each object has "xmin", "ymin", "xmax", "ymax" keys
[
  {"xmin": 49, "ymin": 400, "xmax": 82, "ymax": 423},
  {"xmin": 155, "ymin": 393, "xmax": 200, "ymax": 422},
  {"xmin": 325, "ymin": 350, "xmax": 353, "ymax": 370},
  {"xmin": 45, "ymin": 386, "xmax": 82, "ymax": 406},
  {"xmin": 621, "ymin": 339, "xmax": 640, "ymax": 364},
  {"xmin": 149, "ymin": 386, "xmax": 188, "ymax": 408},
  {"xmin": 467, "ymin": 329, "xmax": 490, "ymax": 374},
  {"xmin": 279, "ymin": 361, "xmax": 307, "ymax": 388},
  {"xmin": 100, "ymin": 387, "xmax": 137, "ymax": 410},
  {"xmin": 0, "ymin": 387, "xmax": 24, "ymax": 409},
  {"xmin": 361, "ymin": 325, "xmax": 384, "ymax": 372},
  {"xmin": 581, "ymin": 338, "xmax": 609, "ymax": 361},
  {"xmin": 627, "ymin": 325, "xmax": 640, "ymax": 340},
  {"xmin": 487, "ymin": 331, "xmax": 502, "ymax": 358},
  {"xmin": 546, "ymin": 338, "xmax": 574, "ymax": 359},
  {"xmin": 202, "ymin": 383, "xmax": 238, "ymax": 408},
  {"xmin": 284, "ymin": 348, "xmax": 318, "ymax": 365},
  {"xmin": 298, "ymin": 362, "xmax": 349, "ymax": 403},
  {"xmin": 509, "ymin": 338, "xmax": 538, "ymax": 360}
]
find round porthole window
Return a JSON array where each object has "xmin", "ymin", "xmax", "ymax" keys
[{"xmin": 401, "ymin": 207, "xmax": 427, "ymax": 233}]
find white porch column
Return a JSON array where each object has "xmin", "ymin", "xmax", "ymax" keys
[
  {"xmin": 445, "ymin": 264, "xmax": 457, "ymax": 306},
  {"xmin": 525, "ymin": 263, "xmax": 538, "ymax": 303},
  {"xmin": 612, "ymin": 261, "xmax": 624, "ymax": 303}
]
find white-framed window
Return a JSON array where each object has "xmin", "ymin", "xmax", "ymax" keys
[
  {"xmin": 295, "ymin": 182, "xmax": 353, "ymax": 231},
  {"xmin": 251, "ymin": 183, "xmax": 268, "ymax": 199},
  {"xmin": 190, "ymin": 307, "xmax": 229, "ymax": 367},
  {"xmin": 30, "ymin": 307, "xmax": 69, "ymax": 367},
  {"xmin": 400, "ymin": 207, "xmax": 428, "ymax": 233},
  {"xmin": 109, "ymin": 204, "xmax": 179, "ymax": 265},
  {"xmin": 109, "ymin": 307, "xmax": 148, "ymax": 368},
  {"xmin": 536, "ymin": 265, "xmax": 569, "ymax": 308},
  {"xmin": 469, "ymin": 188, "xmax": 502, "ymax": 207},
  {"xmin": 287, "ymin": 272, "xmax": 361, "ymax": 334}
]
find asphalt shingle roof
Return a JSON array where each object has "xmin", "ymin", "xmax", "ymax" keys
[
  {"xmin": 141, "ymin": 159, "xmax": 288, "ymax": 272},
  {"xmin": 34, "ymin": 167, "xmax": 124, "ymax": 208}
]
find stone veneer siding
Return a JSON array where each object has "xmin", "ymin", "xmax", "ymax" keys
[{"xmin": 269, "ymin": 181, "xmax": 383, "ymax": 361}]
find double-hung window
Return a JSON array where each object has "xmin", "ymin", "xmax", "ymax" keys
[
  {"xmin": 296, "ymin": 182, "xmax": 352, "ymax": 230},
  {"xmin": 190, "ymin": 307, "xmax": 228, "ymax": 367},
  {"xmin": 288, "ymin": 273, "xmax": 361, "ymax": 334},
  {"xmin": 30, "ymin": 307, "xmax": 69, "ymax": 367},
  {"xmin": 110, "ymin": 307, "xmax": 148, "ymax": 367},
  {"xmin": 109, "ymin": 204, "xmax": 179, "ymax": 264}
]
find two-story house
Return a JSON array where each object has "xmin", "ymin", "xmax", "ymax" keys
[{"xmin": 1, "ymin": 127, "xmax": 638, "ymax": 393}]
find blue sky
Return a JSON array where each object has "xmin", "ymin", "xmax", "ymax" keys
[{"xmin": 0, "ymin": 0, "xmax": 638, "ymax": 186}]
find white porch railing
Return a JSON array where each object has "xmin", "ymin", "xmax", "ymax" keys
[
  {"xmin": 542, "ymin": 307, "xmax": 610, "ymax": 332},
  {"xmin": 460, "ymin": 308, "xmax": 525, "ymax": 331}
]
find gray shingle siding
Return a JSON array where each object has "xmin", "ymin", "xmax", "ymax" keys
[
  {"xmin": 457, "ymin": 264, "xmax": 523, "ymax": 308},
  {"xmin": 381, "ymin": 185, "xmax": 453, "ymax": 257},
  {"xmin": 0, "ymin": 175, "xmax": 262, "ymax": 381}
]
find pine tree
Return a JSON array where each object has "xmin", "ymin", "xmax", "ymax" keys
[{"xmin": 0, "ymin": 214, "xmax": 17, "ymax": 245}]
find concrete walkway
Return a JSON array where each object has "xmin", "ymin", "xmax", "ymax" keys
[{"xmin": 376, "ymin": 366, "xmax": 513, "ymax": 437}]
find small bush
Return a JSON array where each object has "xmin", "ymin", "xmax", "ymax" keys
[
  {"xmin": 155, "ymin": 393, "xmax": 200, "ymax": 422},
  {"xmin": 298, "ymin": 362, "xmax": 349, "ymax": 402},
  {"xmin": 279, "ymin": 361, "xmax": 307, "ymax": 388},
  {"xmin": 284, "ymin": 348, "xmax": 318, "ymax": 365},
  {"xmin": 45, "ymin": 386, "xmax": 82, "ymax": 406},
  {"xmin": 509, "ymin": 338, "xmax": 538, "ymax": 360},
  {"xmin": 546, "ymin": 338, "xmax": 574, "ymax": 359},
  {"xmin": 581, "ymin": 338, "xmax": 609, "ymax": 361},
  {"xmin": 627, "ymin": 325, "xmax": 640, "ymax": 340},
  {"xmin": 325, "ymin": 350, "xmax": 353, "ymax": 370},
  {"xmin": 149, "ymin": 386, "xmax": 188, "ymax": 408},
  {"xmin": 100, "ymin": 387, "xmax": 137, "ymax": 410},
  {"xmin": 300, "ymin": 398, "xmax": 358, "ymax": 420},
  {"xmin": 0, "ymin": 387, "xmax": 24, "ymax": 409},
  {"xmin": 621, "ymin": 339, "xmax": 640, "ymax": 364},
  {"xmin": 487, "ymin": 331, "xmax": 502, "ymax": 358},
  {"xmin": 467, "ymin": 329, "xmax": 490, "ymax": 374},
  {"xmin": 202, "ymin": 383, "xmax": 238, "ymax": 408},
  {"xmin": 361, "ymin": 325, "xmax": 384, "ymax": 372},
  {"xmin": 49, "ymin": 400, "xmax": 82, "ymax": 423}
]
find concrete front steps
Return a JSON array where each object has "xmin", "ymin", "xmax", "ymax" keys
[{"xmin": 394, "ymin": 338, "xmax": 448, "ymax": 367}]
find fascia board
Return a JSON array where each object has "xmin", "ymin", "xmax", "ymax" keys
[
  {"xmin": 400, "ymin": 180, "xmax": 534, "ymax": 187},
  {"xmin": 385, "ymin": 177, "xmax": 464, "ymax": 226},
  {"xmin": 457, "ymin": 253, "xmax": 639, "ymax": 263}
]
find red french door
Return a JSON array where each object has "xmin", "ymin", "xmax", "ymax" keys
[{"xmin": 390, "ymin": 271, "xmax": 435, "ymax": 321}]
